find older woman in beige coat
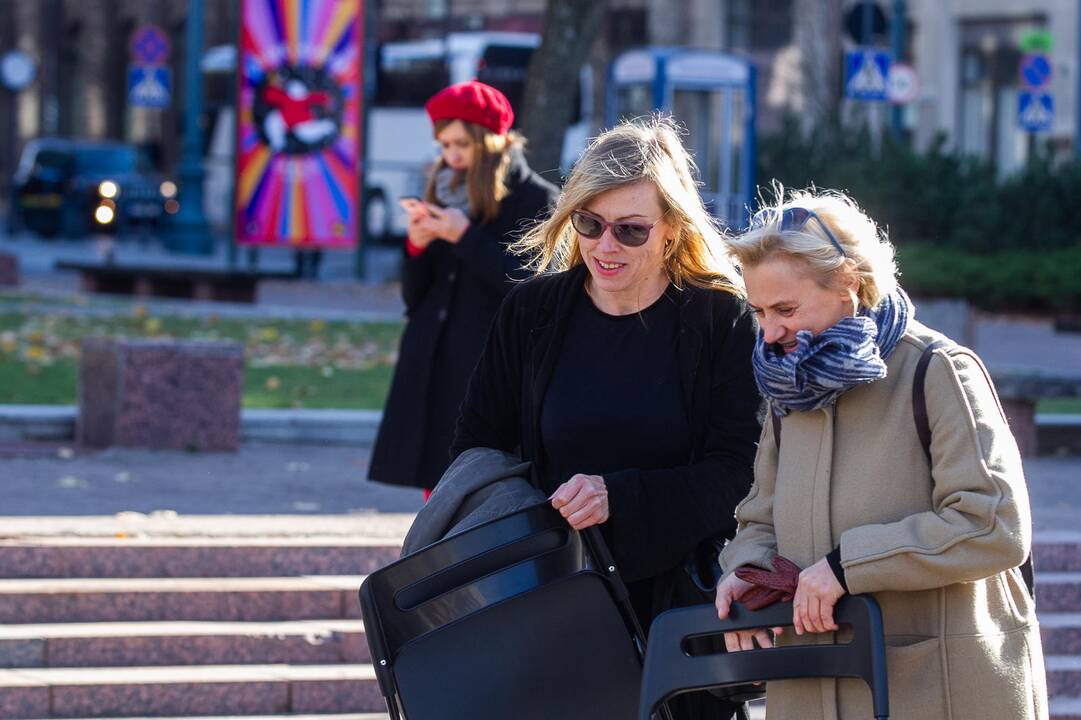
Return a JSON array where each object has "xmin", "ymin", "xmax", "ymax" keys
[{"xmin": 714, "ymin": 188, "xmax": 1047, "ymax": 720}]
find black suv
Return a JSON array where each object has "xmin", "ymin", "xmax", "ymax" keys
[{"xmin": 8, "ymin": 138, "xmax": 177, "ymax": 237}]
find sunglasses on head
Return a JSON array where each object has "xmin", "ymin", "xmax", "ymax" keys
[
  {"xmin": 570, "ymin": 209, "xmax": 658, "ymax": 248},
  {"xmin": 753, "ymin": 206, "xmax": 847, "ymax": 258}
]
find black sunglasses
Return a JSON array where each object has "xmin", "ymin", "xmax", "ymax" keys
[
  {"xmin": 570, "ymin": 209, "xmax": 658, "ymax": 248},
  {"xmin": 753, "ymin": 206, "xmax": 847, "ymax": 258}
]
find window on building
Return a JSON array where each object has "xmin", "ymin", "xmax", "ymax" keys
[
  {"xmin": 376, "ymin": 53, "xmax": 450, "ymax": 107},
  {"xmin": 425, "ymin": 0, "xmax": 449, "ymax": 20},
  {"xmin": 726, "ymin": 0, "xmax": 793, "ymax": 51},
  {"xmin": 957, "ymin": 17, "xmax": 1044, "ymax": 177}
]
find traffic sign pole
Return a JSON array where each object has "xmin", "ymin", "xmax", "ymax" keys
[
  {"xmin": 165, "ymin": 0, "xmax": 212, "ymax": 255},
  {"xmin": 890, "ymin": 0, "xmax": 906, "ymax": 138}
]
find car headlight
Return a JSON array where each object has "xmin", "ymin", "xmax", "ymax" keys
[
  {"xmin": 160, "ymin": 180, "xmax": 177, "ymax": 198},
  {"xmin": 94, "ymin": 204, "xmax": 116, "ymax": 225},
  {"xmin": 98, "ymin": 180, "xmax": 119, "ymax": 199}
]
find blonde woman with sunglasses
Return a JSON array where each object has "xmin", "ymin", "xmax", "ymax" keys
[
  {"xmin": 716, "ymin": 187, "xmax": 1048, "ymax": 720},
  {"xmin": 450, "ymin": 116, "xmax": 763, "ymax": 720}
]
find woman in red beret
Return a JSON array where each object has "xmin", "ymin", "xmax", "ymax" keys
[{"xmin": 369, "ymin": 80, "xmax": 558, "ymax": 495}]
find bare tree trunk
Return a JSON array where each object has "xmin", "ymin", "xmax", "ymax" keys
[
  {"xmin": 795, "ymin": 0, "xmax": 843, "ymax": 134},
  {"xmin": 520, "ymin": 0, "xmax": 609, "ymax": 183}
]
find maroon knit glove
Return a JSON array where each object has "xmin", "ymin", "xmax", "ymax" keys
[{"xmin": 734, "ymin": 554, "xmax": 802, "ymax": 611}]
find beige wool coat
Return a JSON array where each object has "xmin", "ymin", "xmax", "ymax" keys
[{"xmin": 719, "ymin": 320, "xmax": 1048, "ymax": 720}]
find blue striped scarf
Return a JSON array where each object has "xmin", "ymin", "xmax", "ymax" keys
[{"xmin": 752, "ymin": 288, "xmax": 913, "ymax": 414}]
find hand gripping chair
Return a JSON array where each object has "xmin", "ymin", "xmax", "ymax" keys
[
  {"xmin": 638, "ymin": 595, "xmax": 890, "ymax": 720},
  {"xmin": 359, "ymin": 501, "xmax": 663, "ymax": 720}
]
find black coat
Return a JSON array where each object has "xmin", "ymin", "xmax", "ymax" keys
[
  {"xmin": 450, "ymin": 263, "xmax": 763, "ymax": 584},
  {"xmin": 368, "ymin": 154, "xmax": 557, "ymax": 489},
  {"xmin": 450, "ymin": 264, "xmax": 763, "ymax": 720}
]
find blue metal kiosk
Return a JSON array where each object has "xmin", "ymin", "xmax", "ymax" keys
[{"xmin": 607, "ymin": 47, "xmax": 756, "ymax": 230}]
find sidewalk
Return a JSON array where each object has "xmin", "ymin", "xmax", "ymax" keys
[
  {"xmin": 0, "ymin": 440, "xmax": 1076, "ymax": 533},
  {"xmin": 0, "ymin": 442, "xmax": 422, "ymax": 517}
]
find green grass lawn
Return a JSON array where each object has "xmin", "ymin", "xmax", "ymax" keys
[
  {"xmin": 1038, "ymin": 397, "xmax": 1081, "ymax": 415},
  {"xmin": 2, "ymin": 306, "xmax": 1078, "ymax": 414},
  {"xmin": 0, "ymin": 308, "xmax": 402, "ymax": 409}
]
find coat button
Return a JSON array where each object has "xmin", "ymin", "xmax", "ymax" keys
[
  {"xmin": 448, "ymin": 271, "xmax": 456, "ymax": 281},
  {"xmin": 438, "ymin": 308, "xmax": 448, "ymax": 321}
]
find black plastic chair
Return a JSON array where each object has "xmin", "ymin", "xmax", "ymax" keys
[
  {"xmin": 638, "ymin": 595, "xmax": 889, "ymax": 720},
  {"xmin": 359, "ymin": 501, "xmax": 654, "ymax": 720}
]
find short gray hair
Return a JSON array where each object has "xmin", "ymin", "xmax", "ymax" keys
[{"xmin": 726, "ymin": 185, "xmax": 898, "ymax": 308}]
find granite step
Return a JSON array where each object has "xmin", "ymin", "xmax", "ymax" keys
[
  {"xmin": 1042, "ymin": 614, "xmax": 1081, "ymax": 655},
  {"xmin": 1035, "ymin": 532, "xmax": 1081, "ymax": 573},
  {"xmin": 1048, "ymin": 656, "xmax": 1081, "ymax": 698},
  {"xmin": 1052, "ymin": 696, "xmax": 1081, "ymax": 720},
  {"xmin": 0, "ymin": 620, "xmax": 368, "ymax": 668},
  {"xmin": 0, "ymin": 663, "xmax": 382, "ymax": 719},
  {"xmin": 1037, "ymin": 573, "xmax": 1081, "ymax": 613},
  {"xmin": 0, "ymin": 576, "xmax": 366, "ymax": 624},
  {"xmin": 0, "ymin": 537, "xmax": 399, "ymax": 579},
  {"xmin": 56, "ymin": 716, "xmax": 391, "ymax": 720}
]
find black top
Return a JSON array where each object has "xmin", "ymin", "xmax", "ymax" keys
[
  {"xmin": 452, "ymin": 264, "xmax": 764, "ymax": 584},
  {"xmin": 368, "ymin": 151, "xmax": 558, "ymax": 489},
  {"xmin": 541, "ymin": 286, "xmax": 690, "ymax": 492}
]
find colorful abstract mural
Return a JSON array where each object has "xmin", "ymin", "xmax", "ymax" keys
[{"xmin": 236, "ymin": 0, "xmax": 362, "ymax": 249}]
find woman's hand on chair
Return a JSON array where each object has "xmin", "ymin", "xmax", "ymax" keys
[
  {"xmin": 715, "ymin": 574, "xmax": 776, "ymax": 652},
  {"xmin": 550, "ymin": 473, "xmax": 608, "ymax": 530},
  {"xmin": 792, "ymin": 557, "xmax": 845, "ymax": 636}
]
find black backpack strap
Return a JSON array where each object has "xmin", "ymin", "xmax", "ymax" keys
[
  {"xmin": 913, "ymin": 340, "xmax": 948, "ymax": 463},
  {"xmin": 913, "ymin": 339, "xmax": 1036, "ymax": 600},
  {"xmin": 771, "ymin": 406, "xmax": 782, "ymax": 449}
]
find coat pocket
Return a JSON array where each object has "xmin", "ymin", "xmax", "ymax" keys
[
  {"xmin": 945, "ymin": 628, "xmax": 1045, "ymax": 720},
  {"xmin": 884, "ymin": 637, "xmax": 947, "ymax": 718},
  {"xmin": 838, "ymin": 636, "xmax": 947, "ymax": 719}
]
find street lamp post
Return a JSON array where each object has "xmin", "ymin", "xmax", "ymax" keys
[{"xmin": 165, "ymin": 0, "xmax": 212, "ymax": 255}]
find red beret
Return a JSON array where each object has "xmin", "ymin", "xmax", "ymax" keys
[{"xmin": 425, "ymin": 81, "xmax": 515, "ymax": 136}]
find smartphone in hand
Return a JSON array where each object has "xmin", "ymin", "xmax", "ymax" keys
[{"xmin": 399, "ymin": 196, "xmax": 430, "ymax": 218}]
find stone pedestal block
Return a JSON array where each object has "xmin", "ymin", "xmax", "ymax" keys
[
  {"xmin": 0, "ymin": 252, "xmax": 18, "ymax": 286},
  {"xmin": 78, "ymin": 339, "xmax": 244, "ymax": 451}
]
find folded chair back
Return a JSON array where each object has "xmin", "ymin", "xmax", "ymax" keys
[
  {"xmin": 638, "ymin": 595, "xmax": 889, "ymax": 720},
  {"xmin": 360, "ymin": 501, "xmax": 647, "ymax": 720}
]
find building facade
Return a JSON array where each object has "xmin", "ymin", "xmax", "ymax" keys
[{"xmin": 1, "ymin": 0, "xmax": 1077, "ymax": 214}]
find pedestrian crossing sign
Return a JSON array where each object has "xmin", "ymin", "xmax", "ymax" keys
[
  {"xmin": 845, "ymin": 48, "xmax": 891, "ymax": 101},
  {"xmin": 1018, "ymin": 91, "xmax": 1053, "ymax": 132},
  {"xmin": 128, "ymin": 64, "xmax": 171, "ymax": 109}
]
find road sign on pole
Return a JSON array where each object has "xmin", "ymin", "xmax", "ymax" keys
[
  {"xmin": 845, "ymin": 48, "xmax": 891, "ymax": 101},
  {"xmin": 131, "ymin": 25, "xmax": 171, "ymax": 65},
  {"xmin": 1020, "ymin": 53, "xmax": 1052, "ymax": 89},
  {"xmin": 127, "ymin": 65, "xmax": 172, "ymax": 108},
  {"xmin": 1018, "ymin": 91, "xmax": 1054, "ymax": 132},
  {"xmin": 886, "ymin": 62, "xmax": 919, "ymax": 104}
]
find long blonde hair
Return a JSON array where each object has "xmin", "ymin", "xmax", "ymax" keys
[
  {"xmin": 511, "ymin": 115, "xmax": 743, "ymax": 295},
  {"xmin": 424, "ymin": 119, "xmax": 524, "ymax": 223}
]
